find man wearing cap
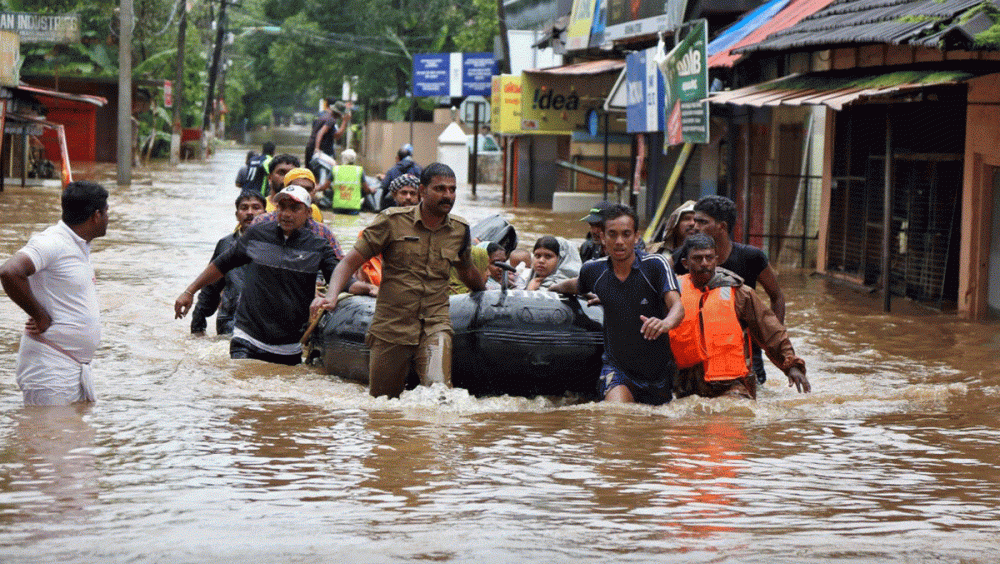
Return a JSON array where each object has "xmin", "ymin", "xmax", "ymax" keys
[
  {"xmin": 578, "ymin": 201, "xmax": 615, "ymax": 263},
  {"xmin": 175, "ymin": 183, "xmax": 342, "ymax": 365},
  {"xmin": 378, "ymin": 145, "xmax": 422, "ymax": 210},
  {"xmin": 316, "ymin": 162, "xmax": 485, "ymax": 398}
]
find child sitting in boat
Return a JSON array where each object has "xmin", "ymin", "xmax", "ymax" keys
[{"xmin": 525, "ymin": 236, "xmax": 582, "ymax": 290}]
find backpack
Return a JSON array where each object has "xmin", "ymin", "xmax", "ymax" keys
[{"xmin": 240, "ymin": 154, "xmax": 269, "ymax": 193}]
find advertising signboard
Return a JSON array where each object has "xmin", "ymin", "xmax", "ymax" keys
[
  {"xmin": 565, "ymin": 0, "xmax": 596, "ymax": 51},
  {"xmin": 491, "ymin": 75, "xmax": 524, "ymax": 135},
  {"xmin": 0, "ymin": 12, "xmax": 80, "ymax": 44},
  {"xmin": 656, "ymin": 19, "xmax": 709, "ymax": 146},
  {"xmin": 604, "ymin": 0, "xmax": 685, "ymax": 42},
  {"xmin": 625, "ymin": 47, "xmax": 665, "ymax": 133}
]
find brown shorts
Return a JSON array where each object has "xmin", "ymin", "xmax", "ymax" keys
[
  {"xmin": 365, "ymin": 330, "xmax": 452, "ymax": 398},
  {"xmin": 675, "ymin": 367, "xmax": 757, "ymax": 400}
]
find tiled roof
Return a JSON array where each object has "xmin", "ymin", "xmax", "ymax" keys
[
  {"xmin": 736, "ymin": 0, "xmax": 994, "ymax": 54},
  {"xmin": 709, "ymin": 0, "xmax": 837, "ymax": 67}
]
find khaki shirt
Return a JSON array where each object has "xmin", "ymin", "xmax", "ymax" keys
[{"xmin": 353, "ymin": 204, "xmax": 472, "ymax": 344}]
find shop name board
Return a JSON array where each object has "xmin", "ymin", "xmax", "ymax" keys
[
  {"xmin": 625, "ymin": 47, "xmax": 664, "ymax": 133},
  {"xmin": 605, "ymin": 0, "xmax": 685, "ymax": 42},
  {"xmin": 0, "ymin": 12, "xmax": 80, "ymax": 44},
  {"xmin": 531, "ymin": 89, "xmax": 580, "ymax": 111},
  {"xmin": 656, "ymin": 19, "xmax": 709, "ymax": 146}
]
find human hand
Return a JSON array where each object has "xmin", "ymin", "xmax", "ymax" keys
[
  {"xmin": 639, "ymin": 315, "xmax": 667, "ymax": 340},
  {"xmin": 25, "ymin": 311, "xmax": 52, "ymax": 335},
  {"xmin": 175, "ymin": 292, "xmax": 194, "ymax": 319},
  {"xmin": 787, "ymin": 366, "xmax": 810, "ymax": 393},
  {"xmin": 584, "ymin": 292, "xmax": 601, "ymax": 306},
  {"xmin": 310, "ymin": 295, "xmax": 339, "ymax": 318}
]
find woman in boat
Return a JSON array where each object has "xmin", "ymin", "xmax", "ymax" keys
[{"xmin": 525, "ymin": 236, "xmax": 581, "ymax": 290}]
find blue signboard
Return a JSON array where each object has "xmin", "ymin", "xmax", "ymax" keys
[
  {"xmin": 625, "ymin": 47, "xmax": 665, "ymax": 133},
  {"xmin": 413, "ymin": 53, "xmax": 451, "ymax": 97},
  {"xmin": 462, "ymin": 53, "xmax": 496, "ymax": 96},
  {"xmin": 414, "ymin": 52, "xmax": 496, "ymax": 97}
]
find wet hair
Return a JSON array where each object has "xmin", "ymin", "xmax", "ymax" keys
[
  {"xmin": 420, "ymin": 162, "xmax": 455, "ymax": 186},
  {"xmin": 694, "ymin": 195, "xmax": 736, "ymax": 236},
  {"xmin": 235, "ymin": 191, "xmax": 266, "ymax": 209},
  {"xmin": 603, "ymin": 204, "xmax": 639, "ymax": 233},
  {"xmin": 62, "ymin": 181, "xmax": 108, "ymax": 225},
  {"xmin": 533, "ymin": 235, "xmax": 561, "ymax": 257},
  {"xmin": 682, "ymin": 233, "xmax": 716, "ymax": 256},
  {"xmin": 486, "ymin": 242, "xmax": 502, "ymax": 255},
  {"xmin": 261, "ymin": 142, "xmax": 276, "ymax": 156},
  {"xmin": 245, "ymin": 150, "xmax": 258, "ymax": 165},
  {"xmin": 268, "ymin": 153, "xmax": 299, "ymax": 173}
]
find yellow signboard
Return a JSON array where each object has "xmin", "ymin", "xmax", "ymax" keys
[
  {"xmin": 0, "ymin": 30, "xmax": 19, "ymax": 87},
  {"xmin": 520, "ymin": 72, "xmax": 612, "ymax": 134},
  {"xmin": 565, "ymin": 0, "xmax": 596, "ymax": 52},
  {"xmin": 491, "ymin": 74, "xmax": 524, "ymax": 135}
]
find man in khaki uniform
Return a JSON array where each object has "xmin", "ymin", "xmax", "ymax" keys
[{"xmin": 316, "ymin": 162, "xmax": 485, "ymax": 397}]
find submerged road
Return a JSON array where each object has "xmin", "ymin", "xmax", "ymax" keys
[{"xmin": 0, "ymin": 148, "xmax": 998, "ymax": 562}]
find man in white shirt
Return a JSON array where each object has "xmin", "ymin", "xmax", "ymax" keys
[{"xmin": 0, "ymin": 181, "xmax": 109, "ymax": 405}]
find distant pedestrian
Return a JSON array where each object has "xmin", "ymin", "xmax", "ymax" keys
[
  {"xmin": 378, "ymin": 145, "xmax": 422, "ymax": 210},
  {"xmin": 0, "ymin": 181, "xmax": 110, "ymax": 405},
  {"xmin": 330, "ymin": 149, "xmax": 372, "ymax": 215}
]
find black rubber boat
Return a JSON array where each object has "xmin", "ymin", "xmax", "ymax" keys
[{"xmin": 312, "ymin": 289, "xmax": 605, "ymax": 398}]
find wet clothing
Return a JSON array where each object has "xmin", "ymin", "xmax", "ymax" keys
[
  {"xmin": 672, "ymin": 269, "xmax": 805, "ymax": 400},
  {"xmin": 213, "ymin": 220, "xmax": 340, "ymax": 356},
  {"xmin": 671, "ymin": 274, "xmax": 750, "ymax": 380},
  {"xmin": 191, "ymin": 231, "xmax": 246, "ymax": 335},
  {"xmin": 252, "ymin": 212, "xmax": 343, "ymax": 259},
  {"xmin": 353, "ymin": 205, "xmax": 473, "ymax": 346},
  {"xmin": 305, "ymin": 110, "xmax": 339, "ymax": 165},
  {"xmin": 378, "ymin": 158, "xmax": 422, "ymax": 210},
  {"xmin": 577, "ymin": 252, "xmax": 680, "ymax": 403},
  {"xmin": 366, "ymin": 331, "xmax": 452, "ymax": 398},
  {"xmin": 672, "ymin": 241, "xmax": 771, "ymax": 381},
  {"xmin": 14, "ymin": 221, "xmax": 101, "ymax": 405}
]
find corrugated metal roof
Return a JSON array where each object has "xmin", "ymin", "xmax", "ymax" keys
[
  {"xmin": 15, "ymin": 84, "xmax": 108, "ymax": 107},
  {"xmin": 525, "ymin": 59, "xmax": 625, "ymax": 75},
  {"xmin": 709, "ymin": 0, "xmax": 837, "ymax": 68},
  {"xmin": 737, "ymin": 0, "xmax": 990, "ymax": 53},
  {"xmin": 707, "ymin": 68, "xmax": 992, "ymax": 109}
]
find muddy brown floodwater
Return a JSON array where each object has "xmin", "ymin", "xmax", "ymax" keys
[{"xmin": 0, "ymin": 148, "xmax": 998, "ymax": 563}]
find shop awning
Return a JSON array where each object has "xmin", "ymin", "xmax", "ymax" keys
[
  {"xmin": 11, "ymin": 84, "xmax": 108, "ymax": 106},
  {"xmin": 525, "ymin": 59, "xmax": 625, "ymax": 76},
  {"xmin": 707, "ymin": 68, "xmax": 995, "ymax": 110}
]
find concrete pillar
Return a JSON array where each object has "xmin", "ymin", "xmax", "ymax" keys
[{"xmin": 437, "ymin": 122, "xmax": 468, "ymax": 190}]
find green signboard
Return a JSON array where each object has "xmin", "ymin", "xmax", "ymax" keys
[{"xmin": 656, "ymin": 19, "xmax": 709, "ymax": 147}]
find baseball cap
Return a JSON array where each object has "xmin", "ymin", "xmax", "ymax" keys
[
  {"xmin": 274, "ymin": 185, "xmax": 312, "ymax": 208},
  {"xmin": 580, "ymin": 200, "xmax": 614, "ymax": 224}
]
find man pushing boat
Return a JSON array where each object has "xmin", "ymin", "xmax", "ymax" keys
[{"xmin": 314, "ymin": 163, "xmax": 485, "ymax": 398}]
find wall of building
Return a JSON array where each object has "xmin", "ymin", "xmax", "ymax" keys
[{"xmin": 959, "ymin": 73, "xmax": 1000, "ymax": 320}]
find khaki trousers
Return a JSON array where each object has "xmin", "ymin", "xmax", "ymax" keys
[{"xmin": 366, "ymin": 331, "xmax": 452, "ymax": 398}]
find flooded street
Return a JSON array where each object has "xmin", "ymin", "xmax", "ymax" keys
[{"xmin": 1, "ymin": 148, "xmax": 998, "ymax": 563}]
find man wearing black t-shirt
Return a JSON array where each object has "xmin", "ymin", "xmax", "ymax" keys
[{"xmin": 671, "ymin": 195, "xmax": 785, "ymax": 384}]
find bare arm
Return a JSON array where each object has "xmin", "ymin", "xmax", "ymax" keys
[
  {"xmin": 456, "ymin": 263, "xmax": 486, "ymax": 292},
  {"xmin": 547, "ymin": 277, "xmax": 579, "ymax": 295},
  {"xmin": 757, "ymin": 265, "xmax": 785, "ymax": 323},
  {"xmin": 313, "ymin": 249, "xmax": 367, "ymax": 316},
  {"xmin": 0, "ymin": 252, "xmax": 50, "ymax": 333},
  {"xmin": 174, "ymin": 263, "xmax": 224, "ymax": 319},
  {"xmin": 314, "ymin": 124, "xmax": 331, "ymax": 152}
]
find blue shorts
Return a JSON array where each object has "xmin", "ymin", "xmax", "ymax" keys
[{"xmin": 599, "ymin": 362, "xmax": 672, "ymax": 406}]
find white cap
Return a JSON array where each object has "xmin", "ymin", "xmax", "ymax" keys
[{"xmin": 274, "ymin": 185, "xmax": 312, "ymax": 208}]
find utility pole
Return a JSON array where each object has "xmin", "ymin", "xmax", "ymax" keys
[
  {"xmin": 117, "ymin": 0, "xmax": 134, "ymax": 185},
  {"xmin": 170, "ymin": 0, "xmax": 186, "ymax": 165},
  {"xmin": 496, "ymin": 0, "xmax": 511, "ymax": 74},
  {"xmin": 202, "ymin": 0, "xmax": 227, "ymax": 158}
]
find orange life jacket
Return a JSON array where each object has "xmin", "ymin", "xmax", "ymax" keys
[{"xmin": 669, "ymin": 274, "xmax": 750, "ymax": 381}]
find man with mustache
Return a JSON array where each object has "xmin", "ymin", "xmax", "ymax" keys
[
  {"xmin": 669, "ymin": 233, "xmax": 809, "ymax": 399},
  {"xmin": 316, "ymin": 162, "xmax": 485, "ymax": 398}
]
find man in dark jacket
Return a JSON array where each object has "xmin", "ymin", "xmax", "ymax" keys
[
  {"xmin": 190, "ymin": 192, "xmax": 266, "ymax": 336},
  {"xmin": 175, "ymin": 184, "xmax": 341, "ymax": 365},
  {"xmin": 378, "ymin": 144, "xmax": 421, "ymax": 210}
]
